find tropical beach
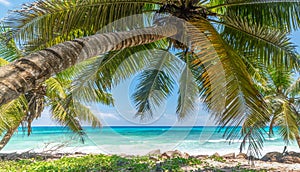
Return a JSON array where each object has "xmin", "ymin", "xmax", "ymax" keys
[
  {"xmin": 1, "ymin": 126, "xmax": 299, "ymax": 156},
  {"xmin": 0, "ymin": 0, "xmax": 300, "ymax": 171},
  {"xmin": 0, "ymin": 126, "xmax": 300, "ymax": 171}
]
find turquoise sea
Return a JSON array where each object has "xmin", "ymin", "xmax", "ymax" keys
[{"xmin": 1, "ymin": 126, "xmax": 298, "ymax": 157}]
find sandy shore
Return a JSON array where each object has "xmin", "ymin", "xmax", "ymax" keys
[
  {"xmin": 184, "ymin": 157, "xmax": 300, "ymax": 171},
  {"xmin": 1, "ymin": 150, "xmax": 300, "ymax": 171},
  {"xmin": 0, "ymin": 150, "xmax": 300, "ymax": 172}
]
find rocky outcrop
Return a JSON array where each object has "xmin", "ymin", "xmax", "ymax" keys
[
  {"xmin": 280, "ymin": 151, "xmax": 300, "ymax": 164},
  {"xmin": 147, "ymin": 149, "xmax": 161, "ymax": 155},
  {"xmin": 236, "ymin": 153, "xmax": 247, "ymax": 159},
  {"xmin": 222, "ymin": 153, "xmax": 235, "ymax": 159},
  {"xmin": 280, "ymin": 155, "xmax": 300, "ymax": 164},
  {"xmin": 261, "ymin": 152, "xmax": 282, "ymax": 162},
  {"xmin": 261, "ymin": 151, "xmax": 300, "ymax": 163},
  {"xmin": 161, "ymin": 150, "xmax": 190, "ymax": 159},
  {"xmin": 212, "ymin": 152, "xmax": 220, "ymax": 157},
  {"xmin": 195, "ymin": 155, "xmax": 209, "ymax": 160}
]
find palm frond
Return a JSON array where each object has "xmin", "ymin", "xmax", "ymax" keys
[
  {"xmin": 243, "ymin": 57, "xmax": 269, "ymax": 93},
  {"xmin": 46, "ymin": 76, "xmax": 101, "ymax": 139},
  {"xmin": 133, "ymin": 50, "xmax": 180, "ymax": 118},
  {"xmin": 212, "ymin": 15, "xmax": 299, "ymax": 69},
  {"xmin": 268, "ymin": 69, "xmax": 293, "ymax": 91},
  {"xmin": 49, "ymin": 98, "xmax": 84, "ymax": 137},
  {"xmin": 287, "ymin": 77, "xmax": 300, "ymax": 97},
  {"xmin": 4, "ymin": 0, "xmax": 164, "ymax": 51},
  {"xmin": 46, "ymin": 77, "xmax": 69, "ymax": 99},
  {"xmin": 71, "ymin": 41, "xmax": 168, "ymax": 105},
  {"xmin": 275, "ymin": 99, "xmax": 299, "ymax": 143},
  {"xmin": 0, "ymin": 96, "xmax": 27, "ymax": 135},
  {"xmin": 72, "ymin": 100, "xmax": 102, "ymax": 128},
  {"xmin": 176, "ymin": 53, "xmax": 199, "ymax": 119},
  {"xmin": 239, "ymin": 125, "xmax": 265, "ymax": 157},
  {"xmin": 208, "ymin": 0, "xmax": 300, "ymax": 31},
  {"xmin": 0, "ymin": 57, "xmax": 9, "ymax": 66},
  {"xmin": 0, "ymin": 26, "xmax": 22, "ymax": 62},
  {"xmin": 187, "ymin": 18, "xmax": 269, "ymax": 155}
]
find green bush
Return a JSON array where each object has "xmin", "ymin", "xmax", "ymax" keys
[{"xmin": 0, "ymin": 154, "xmax": 202, "ymax": 172}]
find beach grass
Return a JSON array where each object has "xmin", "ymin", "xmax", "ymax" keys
[{"xmin": 0, "ymin": 154, "xmax": 266, "ymax": 172}]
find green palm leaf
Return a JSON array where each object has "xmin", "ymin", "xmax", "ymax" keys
[
  {"xmin": 176, "ymin": 53, "xmax": 199, "ymax": 119},
  {"xmin": 0, "ymin": 27, "xmax": 22, "ymax": 62},
  {"xmin": 287, "ymin": 77, "xmax": 300, "ymax": 97},
  {"xmin": 274, "ymin": 99, "xmax": 299, "ymax": 143},
  {"xmin": 0, "ymin": 96, "xmax": 27, "ymax": 134},
  {"xmin": 212, "ymin": 15, "xmax": 299, "ymax": 69},
  {"xmin": 188, "ymin": 18, "xmax": 269, "ymax": 155},
  {"xmin": 46, "ymin": 76, "xmax": 101, "ymax": 139},
  {"xmin": 5, "ymin": 0, "xmax": 165, "ymax": 51},
  {"xmin": 133, "ymin": 50, "xmax": 180, "ymax": 118},
  {"xmin": 208, "ymin": 0, "xmax": 300, "ymax": 31},
  {"xmin": 70, "ymin": 42, "xmax": 167, "ymax": 106}
]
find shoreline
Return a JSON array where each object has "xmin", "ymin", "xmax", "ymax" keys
[
  {"xmin": 6, "ymin": 126, "xmax": 299, "ymax": 158},
  {"xmin": 1, "ymin": 149, "xmax": 300, "ymax": 171}
]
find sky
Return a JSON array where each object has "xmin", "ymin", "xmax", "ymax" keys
[{"xmin": 0, "ymin": 0, "xmax": 300, "ymax": 126}]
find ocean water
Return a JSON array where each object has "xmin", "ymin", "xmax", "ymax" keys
[{"xmin": 1, "ymin": 126, "xmax": 298, "ymax": 157}]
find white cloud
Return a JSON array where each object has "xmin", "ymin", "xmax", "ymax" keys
[
  {"xmin": 96, "ymin": 112, "xmax": 121, "ymax": 120},
  {"xmin": 0, "ymin": 0, "xmax": 10, "ymax": 6}
]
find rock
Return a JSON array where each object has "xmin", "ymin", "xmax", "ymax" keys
[
  {"xmin": 182, "ymin": 152, "xmax": 190, "ymax": 159},
  {"xmin": 174, "ymin": 150, "xmax": 183, "ymax": 157},
  {"xmin": 161, "ymin": 150, "xmax": 182, "ymax": 159},
  {"xmin": 161, "ymin": 153, "xmax": 169, "ymax": 159},
  {"xmin": 236, "ymin": 153, "xmax": 247, "ymax": 159},
  {"xmin": 286, "ymin": 151, "xmax": 300, "ymax": 157},
  {"xmin": 147, "ymin": 149, "xmax": 161, "ymax": 156},
  {"xmin": 119, "ymin": 153, "xmax": 127, "ymax": 158},
  {"xmin": 149, "ymin": 155, "xmax": 159, "ymax": 161},
  {"xmin": 195, "ymin": 155, "xmax": 208, "ymax": 160},
  {"xmin": 280, "ymin": 155, "xmax": 300, "ymax": 164},
  {"xmin": 261, "ymin": 152, "xmax": 282, "ymax": 162},
  {"xmin": 222, "ymin": 153, "xmax": 235, "ymax": 159},
  {"xmin": 278, "ymin": 152, "xmax": 300, "ymax": 163},
  {"xmin": 212, "ymin": 152, "xmax": 220, "ymax": 157},
  {"xmin": 6, "ymin": 152, "xmax": 18, "ymax": 160}
]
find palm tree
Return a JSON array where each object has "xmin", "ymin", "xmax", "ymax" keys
[
  {"xmin": 239, "ymin": 67, "xmax": 300, "ymax": 156},
  {"xmin": 0, "ymin": 28, "xmax": 105, "ymax": 150},
  {"xmin": 264, "ymin": 69, "xmax": 300, "ymax": 147},
  {"xmin": 0, "ymin": 0, "xmax": 299, "ymax": 154}
]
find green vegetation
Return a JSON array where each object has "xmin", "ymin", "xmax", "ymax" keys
[
  {"xmin": 0, "ymin": 154, "xmax": 201, "ymax": 172},
  {"xmin": 0, "ymin": 154, "xmax": 270, "ymax": 172},
  {"xmin": 209, "ymin": 154, "xmax": 225, "ymax": 163}
]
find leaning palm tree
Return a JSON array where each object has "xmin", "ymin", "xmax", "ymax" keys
[
  {"xmin": 0, "ymin": 28, "xmax": 106, "ymax": 150},
  {"xmin": 0, "ymin": 0, "xmax": 299, "ymax": 155}
]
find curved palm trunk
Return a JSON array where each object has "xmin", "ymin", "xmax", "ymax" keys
[
  {"xmin": 0, "ymin": 124, "xmax": 20, "ymax": 151},
  {"xmin": 0, "ymin": 25, "xmax": 177, "ymax": 106},
  {"xmin": 296, "ymin": 135, "xmax": 300, "ymax": 148}
]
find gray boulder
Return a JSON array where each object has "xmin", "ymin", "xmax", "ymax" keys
[
  {"xmin": 147, "ymin": 149, "xmax": 161, "ymax": 156},
  {"xmin": 261, "ymin": 152, "xmax": 282, "ymax": 162},
  {"xmin": 222, "ymin": 153, "xmax": 235, "ymax": 159},
  {"xmin": 236, "ymin": 153, "xmax": 247, "ymax": 159}
]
